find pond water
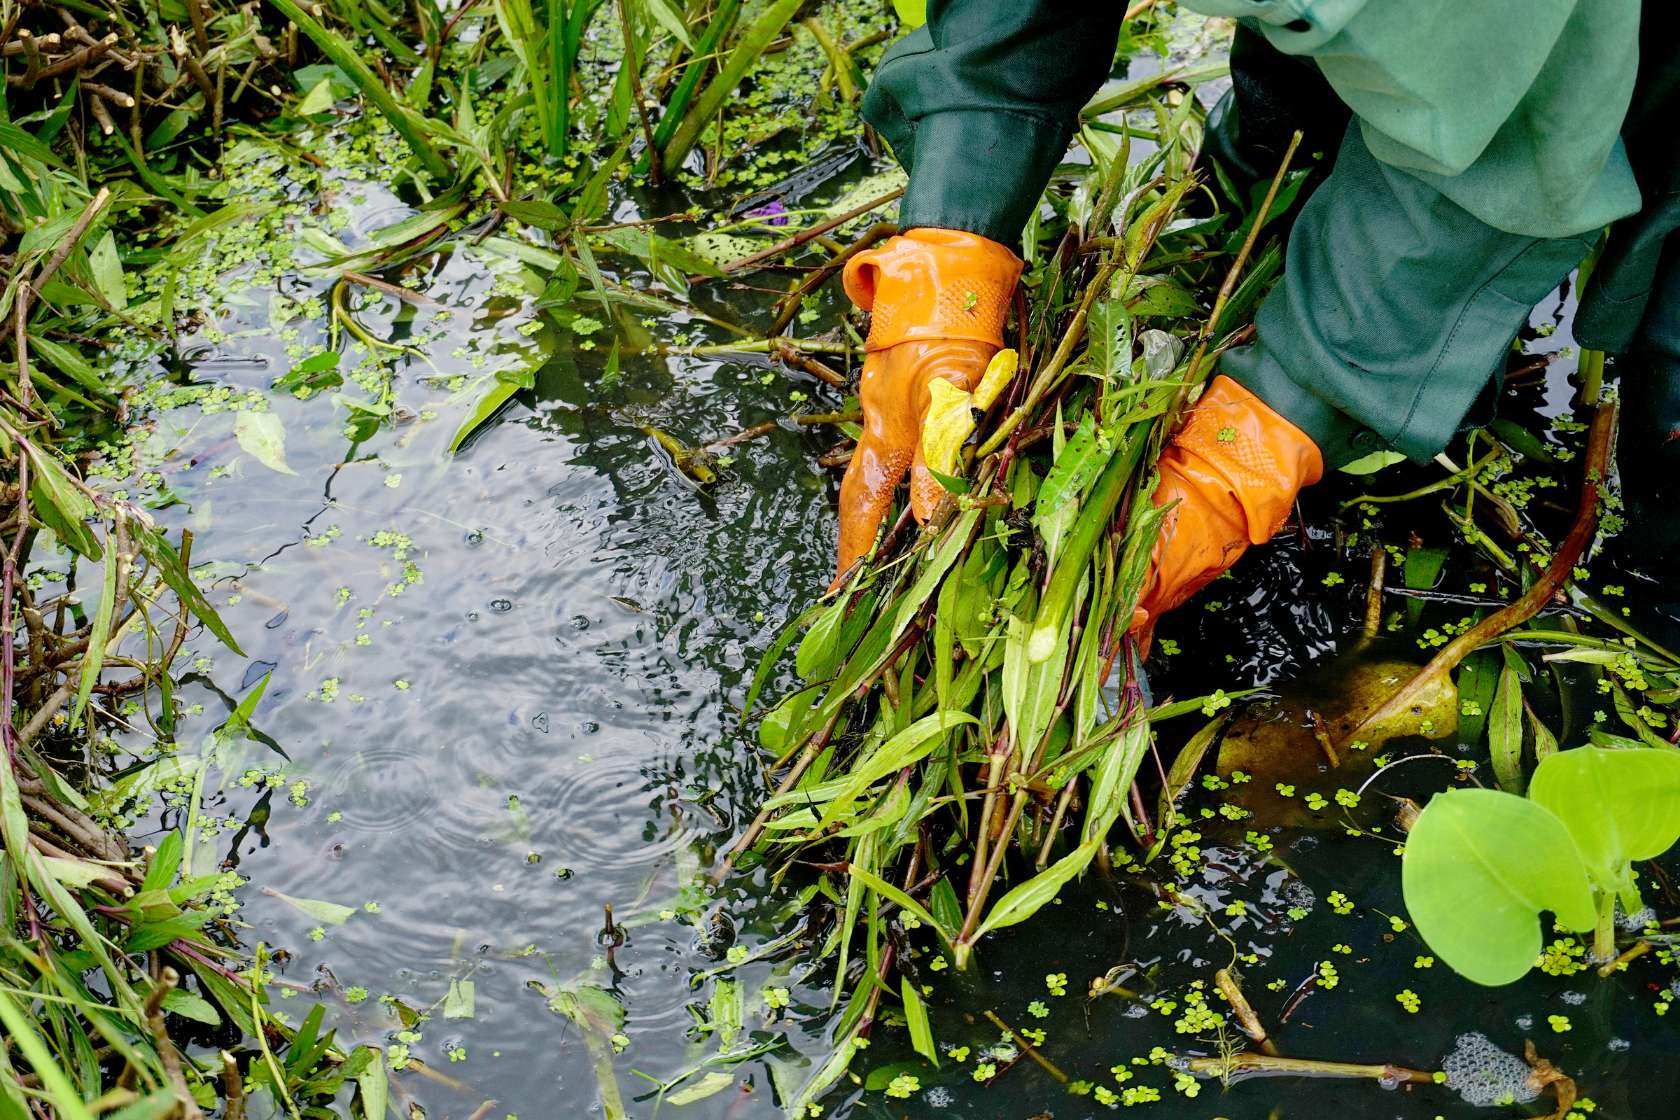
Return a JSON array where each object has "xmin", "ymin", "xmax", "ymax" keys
[{"xmin": 106, "ymin": 47, "xmax": 1680, "ymax": 1120}]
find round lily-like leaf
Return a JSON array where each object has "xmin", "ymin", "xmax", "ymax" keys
[
  {"xmin": 1402, "ymin": 788, "xmax": 1595, "ymax": 986},
  {"xmin": 1529, "ymin": 746, "xmax": 1680, "ymax": 893}
]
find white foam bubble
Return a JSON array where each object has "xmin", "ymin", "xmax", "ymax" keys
[{"xmin": 1440, "ymin": 1032, "xmax": 1539, "ymax": 1107}]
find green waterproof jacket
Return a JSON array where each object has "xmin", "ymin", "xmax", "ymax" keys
[{"xmin": 862, "ymin": 0, "xmax": 1678, "ymax": 466}]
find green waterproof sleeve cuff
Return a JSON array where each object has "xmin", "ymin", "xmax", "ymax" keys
[{"xmin": 893, "ymin": 109, "xmax": 1073, "ymax": 246}]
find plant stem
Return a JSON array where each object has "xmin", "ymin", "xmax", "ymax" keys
[{"xmin": 1592, "ymin": 890, "xmax": 1617, "ymax": 963}]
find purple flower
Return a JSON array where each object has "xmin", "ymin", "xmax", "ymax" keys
[{"xmin": 745, "ymin": 200, "xmax": 790, "ymax": 226}]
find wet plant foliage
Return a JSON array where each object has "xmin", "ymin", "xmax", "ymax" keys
[{"xmin": 1, "ymin": 1, "xmax": 1678, "ymax": 1118}]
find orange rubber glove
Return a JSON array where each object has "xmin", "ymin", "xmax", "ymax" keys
[
  {"xmin": 1131, "ymin": 375, "xmax": 1324, "ymax": 643},
  {"xmin": 834, "ymin": 228, "xmax": 1023, "ymax": 583}
]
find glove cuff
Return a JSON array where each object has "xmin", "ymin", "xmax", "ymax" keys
[
  {"xmin": 1169, "ymin": 375, "xmax": 1325, "ymax": 544},
  {"xmin": 842, "ymin": 228, "xmax": 1022, "ymax": 352}
]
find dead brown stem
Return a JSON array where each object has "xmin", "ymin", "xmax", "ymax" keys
[{"xmin": 1215, "ymin": 967, "xmax": 1279, "ymax": 1056}]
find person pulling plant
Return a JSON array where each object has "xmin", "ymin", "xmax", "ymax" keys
[{"xmin": 835, "ymin": 0, "xmax": 1678, "ymax": 626}]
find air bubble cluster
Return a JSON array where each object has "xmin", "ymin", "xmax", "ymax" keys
[{"xmin": 1440, "ymin": 1032, "xmax": 1538, "ymax": 1107}]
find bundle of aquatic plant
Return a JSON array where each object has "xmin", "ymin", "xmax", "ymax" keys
[{"xmin": 732, "ymin": 117, "xmax": 1301, "ymax": 1098}]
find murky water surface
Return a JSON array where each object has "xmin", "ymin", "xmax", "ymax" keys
[{"xmin": 114, "ymin": 64, "xmax": 1680, "ymax": 1120}]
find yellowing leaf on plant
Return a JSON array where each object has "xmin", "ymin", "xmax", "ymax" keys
[
  {"xmin": 920, "ymin": 378, "xmax": 975, "ymax": 479},
  {"xmin": 972, "ymin": 347, "xmax": 1018, "ymax": 411}
]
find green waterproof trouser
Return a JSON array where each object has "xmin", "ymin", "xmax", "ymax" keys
[
  {"xmin": 1205, "ymin": 18, "xmax": 1680, "ymax": 559},
  {"xmin": 863, "ymin": 2, "xmax": 1678, "ymax": 476}
]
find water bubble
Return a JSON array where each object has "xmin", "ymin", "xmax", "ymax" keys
[
  {"xmin": 490, "ymin": 598, "xmax": 513, "ymax": 613},
  {"xmin": 466, "ymin": 610, "xmax": 480, "ymax": 622},
  {"xmin": 532, "ymin": 712, "xmax": 549, "ymax": 734},
  {"xmin": 1441, "ymin": 1032, "xmax": 1540, "ymax": 1107},
  {"xmin": 464, "ymin": 529, "xmax": 484, "ymax": 547},
  {"xmin": 1608, "ymin": 1037, "xmax": 1631, "ymax": 1052},
  {"xmin": 1561, "ymin": 989, "xmax": 1587, "ymax": 1005},
  {"xmin": 923, "ymin": 1086, "xmax": 953, "ymax": 1108}
]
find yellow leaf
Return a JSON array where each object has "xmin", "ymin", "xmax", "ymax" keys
[
  {"xmin": 920, "ymin": 378, "xmax": 975, "ymax": 478},
  {"xmin": 972, "ymin": 348, "xmax": 1018, "ymax": 411}
]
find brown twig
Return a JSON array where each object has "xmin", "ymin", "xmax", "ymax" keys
[
  {"xmin": 143, "ymin": 967, "xmax": 207, "ymax": 1118},
  {"xmin": 6, "ymin": 32, "xmax": 116, "ymax": 87},
  {"xmin": 772, "ymin": 339, "xmax": 846, "ymax": 387},
  {"xmin": 983, "ymin": 1010, "xmax": 1069, "ymax": 1083},
  {"xmin": 1362, "ymin": 543, "xmax": 1386, "ymax": 638},
  {"xmin": 766, "ymin": 221, "xmax": 896, "ymax": 336},
  {"xmin": 722, "ymin": 188, "xmax": 905, "ymax": 274},
  {"xmin": 1215, "ymin": 967, "xmax": 1279, "ymax": 1056},
  {"xmin": 1348, "ymin": 399, "xmax": 1617, "ymax": 742}
]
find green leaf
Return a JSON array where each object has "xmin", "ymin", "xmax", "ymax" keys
[
  {"xmin": 845, "ymin": 863, "xmax": 950, "ymax": 949},
  {"xmin": 817, "ymin": 711, "xmax": 976, "ymax": 829},
  {"xmin": 1488, "ymin": 664, "xmax": 1524, "ymax": 793},
  {"xmin": 1337, "ymin": 449, "xmax": 1406, "ymax": 476},
  {"xmin": 450, "ymin": 376, "xmax": 524, "ymax": 453},
  {"xmin": 355, "ymin": 1047, "xmax": 390, "ymax": 1120},
  {"xmin": 29, "ymin": 336, "xmax": 111, "ymax": 397},
  {"xmin": 900, "ymin": 977, "xmax": 937, "ymax": 1066},
  {"xmin": 142, "ymin": 830, "xmax": 184, "ymax": 893},
  {"xmin": 640, "ymin": 0, "xmax": 695, "ymax": 47},
  {"xmin": 796, "ymin": 597, "xmax": 848, "ymax": 680},
  {"xmin": 296, "ymin": 76, "xmax": 338, "ymax": 115},
  {"xmin": 1401, "ymin": 788, "xmax": 1596, "ymax": 985},
  {"xmin": 667, "ymin": 1071, "xmax": 733, "ymax": 1105},
  {"xmin": 235, "ymin": 410, "xmax": 297, "ymax": 475},
  {"xmin": 443, "ymin": 978, "xmax": 475, "ymax": 1020},
  {"xmin": 135, "ymin": 526, "xmax": 243, "ymax": 654},
  {"xmin": 89, "ymin": 230, "xmax": 127, "ymax": 309},
  {"xmin": 975, "ymin": 837, "xmax": 1101, "ymax": 939},
  {"xmin": 1528, "ymin": 746, "xmax": 1680, "ymax": 898},
  {"xmin": 160, "ymin": 987, "xmax": 221, "ymax": 1027},
  {"xmin": 263, "ymin": 888, "xmax": 356, "ymax": 925},
  {"xmin": 72, "ymin": 529, "xmax": 119, "ymax": 725},
  {"xmin": 104, "ymin": 1092, "xmax": 180, "ymax": 1120}
]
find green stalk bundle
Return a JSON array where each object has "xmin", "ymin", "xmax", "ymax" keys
[{"xmin": 736, "ymin": 106, "xmax": 1300, "ymax": 1113}]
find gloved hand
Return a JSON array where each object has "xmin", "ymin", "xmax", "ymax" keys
[
  {"xmin": 834, "ymin": 228, "xmax": 1023, "ymax": 583},
  {"xmin": 1131, "ymin": 375, "xmax": 1324, "ymax": 643}
]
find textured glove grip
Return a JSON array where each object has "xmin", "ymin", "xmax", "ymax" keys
[
  {"xmin": 1168, "ymin": 376, "xmax": 1326, "ymax": 544},
  {"xmin": 843, "ymin": 228, "xmax": 1022, "ymax": 352}
]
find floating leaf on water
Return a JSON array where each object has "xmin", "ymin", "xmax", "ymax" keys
[
  {"xmin": 666, "ymin": 1071, "xmax": 735, "ymax": 1105},
  {"xmin": 1401, "ymin": 788, "xmax": 1595, "ymax": 986},
  {"xmin": 443, "ymin": 978, "xmax": 475, "ymax": 1020},
  {"xmin": 262, "ymin": 888, "xmax": 356, "ymax": 926},
  {"xmin": 234, "ymin": 411, "xmax": 297, "ymax": 476}
]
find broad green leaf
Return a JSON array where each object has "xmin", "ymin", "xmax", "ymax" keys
[
  {"xmin": 235, "ymin": 410, "xmax": 298, "ymax": 475},
  {"xmin": 443, "ymin": 978, "xmax": 475, "ymax": 1019},
  {"xmin": 667, "ymin": 1072, "xmax": 734, "ymax": 1105},
  {"xmin": 1156, "ymin": 714, "xmax": 1225, "ymax": 827},
  {"xmin": 975, "ymin": 836, "xmax": 1101, "ymax": 938},
  {"xmin": 296, "ymin": 76, "xmax": 338, "ymax": 115},
  {"xmin": 159, "ymin": 987, "xmax": 220, "ymax": 1026},
  {"xmin": 1402, "ymin": 788, "xmax": 1595, "ymax": 985},
  {"xmin": 264, "ymin": 888, "xmax": 356, "ymax": 925},
  {"xmin": 30, "ymin": 335, "xmax": 111, "ymax": 396},
  {"xmin": 450, "ymin": 376, "xmax": 523, "ymax": 453},
  {"xmin": 900, "ymin": 977, "xmax": 937, "ymax": 1066},
  {"xmin": 1528, "ymin": 746, "xmax": 1680, "ymax": 899}
]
